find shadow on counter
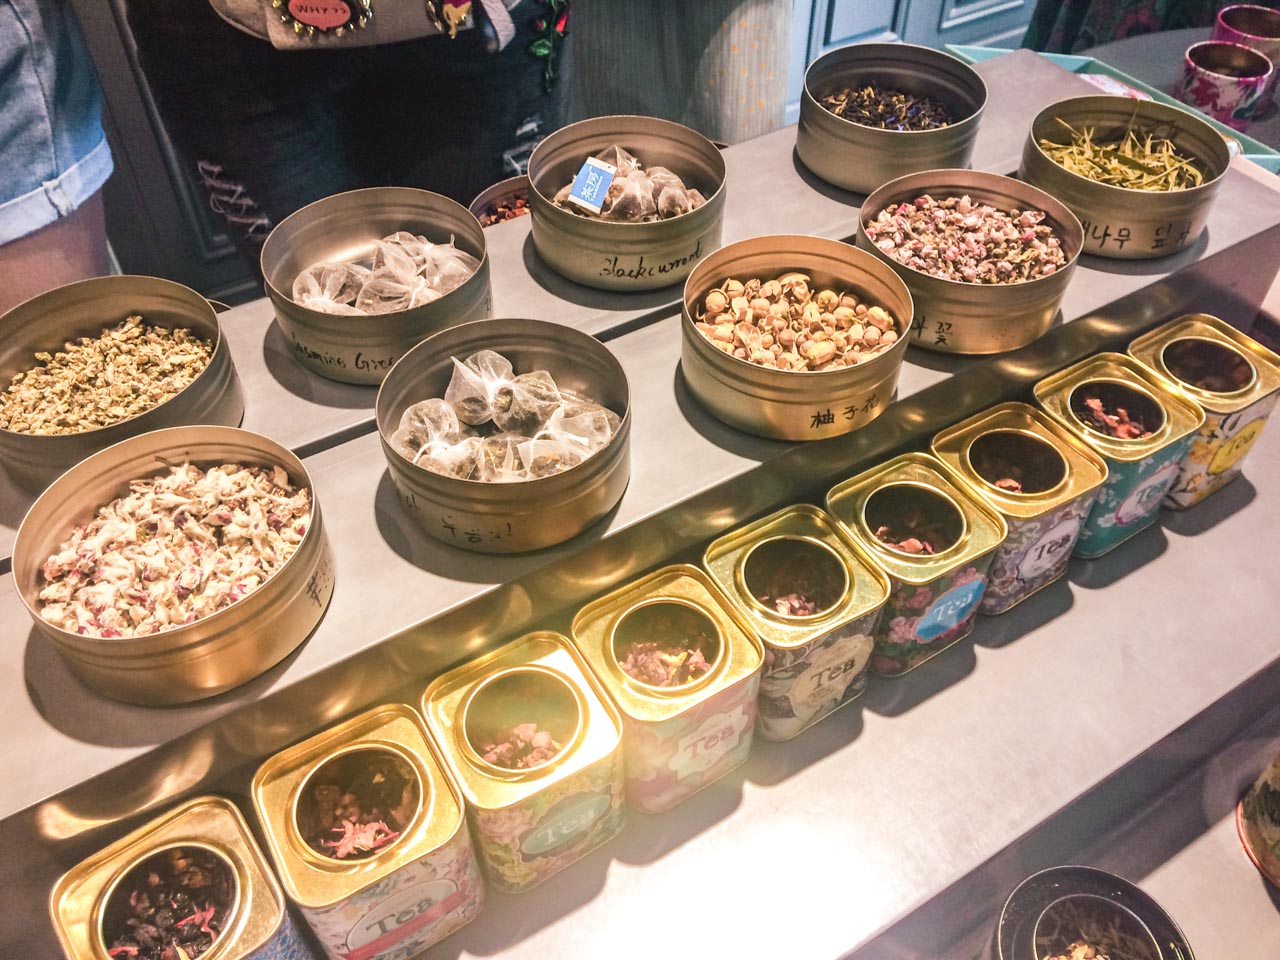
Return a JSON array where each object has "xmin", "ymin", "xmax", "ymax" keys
[{"xmin": 260, "ymin": 321, "xmax": 378, "ymax": 410}]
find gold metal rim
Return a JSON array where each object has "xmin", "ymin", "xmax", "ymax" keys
[
  {"xmin": 962, "ymin": 427, "xmax": 1070, "ymax": 499},
  {"xmin": 95, "ymin": 841, "xmax": 241, "ymax": 960},
  {"xmin": 288, "ymin": 742, "xmax": 426, "ymax": 869},
  {"xmin": 1066, "ymin": 377, "xmax": 1169, "ymax": 444},
  {"xmin": 456, "ymin": 664, "xmax": 587, "ymax": 779},
  {"xmin": 734, "ymin": 534, "xmax": 852, "ymax": 624},
  {"xmin": 858, "ymin": 479, "xmax": 970, "ymax": 561},
  {"xmin": 607, "ymin": 596, "xmax": 727, "ymax": 697},
  {"xmin": 1158, "ymin": 334, "xmax": 1258, "ymax": 398}
]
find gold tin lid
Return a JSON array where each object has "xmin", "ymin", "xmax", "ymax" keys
[
  {"xmin": 1129, "ymin": 313, "xmax": 1280, "ymax": 415},
  {"xmin": 1034, "ymin": 352, "xmax": 1205, "ymax": 462},
  {"xmin": 251, "ymin": 703, "xmax": 464, "ymax": 910},
  {"xmin": 570, "ymin": 564, "xmax": 765, "ymax": 722},
  {"xmin": 825, "ymin": 452, "xmax": 1008, "ymax": 585},
  {"xmin": 702, "ymin": 505, "xmax": 891, "ymax": 650},
  {"xmin": 421, "ymin": 631, "xmax": 623, "ymax": 810},
  {"xmin": 931, "ymin": 402, "xmax": 1108, "ymax": 520},
  {"xmin": 51, "ymin": 795, "xmax": 285, "ymax": 960}
]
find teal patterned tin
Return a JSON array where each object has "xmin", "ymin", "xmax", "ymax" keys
[{"xmin": 1035, "ymin": 353, "xmax": 1204, "ymax": 559}]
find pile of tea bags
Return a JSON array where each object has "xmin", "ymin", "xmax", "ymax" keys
[
  {"xmin": 292, "ymin": 232, "xmax": 480, "ymax": 315},
  {"xmin": 391, "ymin": 349, "xmax": 620, "ymax": 482},
  {"xmin": 553, "ymin": 145, "xmax": 708, "ymax": 222}
]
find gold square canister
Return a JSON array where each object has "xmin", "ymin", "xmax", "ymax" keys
[
  {"xmin": 826, "ymin": 452, "xmax": 1007, "ymax": 677},
  {"xmin": 51, "ymin": 796, "xmax": 313, "ymax": 960},
  {"xmin": 703, "ymin": 505, "xmax": 890, "ymax": 741},
  {"xmin": 932, "ymin": 402, "xmax": 1108, "ymax": 615},
  {"xmin": 1129, "ymin": 313, "xmax": 1280, "ymax": 508},
  {"xmin": 421, "ymin": 631, "xmax": 625, "ymax": 893},
  {"xmin": 571, "ymin": 564, "xmax": 764, "ymax": 813},
  {"xmin": 252, "ymin": 703, "xmax": 483, "ymax": 960},
  {"xmin": 1035, "ymin": 352, "xmax": 1204, "ymax": 558}
]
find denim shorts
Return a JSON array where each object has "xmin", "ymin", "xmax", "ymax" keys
[{"xmin": 0, "ymin": 0, "xmax": 113, "ymax": 245}]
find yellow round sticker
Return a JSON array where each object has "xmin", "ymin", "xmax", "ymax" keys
[{"xmin": 1209, "ymin": 419, "xmax": 1266, "ymax": 476}]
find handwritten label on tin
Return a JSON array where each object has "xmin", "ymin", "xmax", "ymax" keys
[
  {"xmin": 288, "ymin": 0, "xmax": 351, "ymax": 29},
  {"xmin": 1016, "ymin": 516, "xmax": 1080, "ymax": 582},
  {"xmin": 1115, "ymin": 460, "xmax": 1180, "ymax": 526},
  {"xmin": 1210, "ymin": 418, "xmax": 1265, "ymax": 475},
  {"xmin": 520, "ymin": 790, "xmax": 611, "ymax": 859},
  {"xmin": 598, "ymin": 239, "xmax": 704, "ymax": 281},
  {"xmin": 669, "ymin": 705, "xmax": 751, "ymax": 780},
  {"xmin": 342, "ymin": 880, "xmax": 463, "ymax": 960},
  {"xmin": 567, "ymin": 157, "xmax": 617, "ymax": 215},
  {"xmin": 914, "ymin": 579, "xmax": 985, "ymax": 641}
]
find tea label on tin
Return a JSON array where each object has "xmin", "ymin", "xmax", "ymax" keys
[
  {"xmin": 669, "ymin": 705, "xmax": 751, "ymax": 780},
  {"xmin": 520, "ymin": 789, "xmax": 612, "ymax": 859},
  {"xmin": 1016, "ymin": 516, "xmax": 1080, "ymax": 582},
  {"xmin": 914, "ymin": 579, "xmax": 985, "ymax": 641},
  {"xmin": 1210, "ymin": 417, "xmax": 1266, "ymax": 475},
  {"xmin": 791, "ymin": 632, "xmax": 873, "ymax": 714},
  {"xmin": 1115, "ymin": 460, "xmax": 1180, "ymax": 525},
  {"xmin": 342, "ymin": 880, "xmax": 464, "ymax": 960},
  {"xmin": 566, "ymin": 157, "xmax": 617, "ymax": 215}
]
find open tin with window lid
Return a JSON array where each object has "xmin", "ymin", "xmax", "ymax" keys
[
  {"xmin": 826, "ymin": 453, "xmax": 1006, "ymax": 677},
  {"xmin": 703, "ymin": 505, "xmax": 890, "ymax": 741},
  {"xmin": 991, "ymin": 865, "xmax": 1194, "ymax": 960},
  {"xmin": 1035, "ymin": 353, "xmax": 1204, "ymax": 558},
  {"xmin": 421, "ymin": 632, "xmax": 624, "ymax": 893},
  {"xmin": 571, "ymin": 564, "xmax": 763, "ymax": 812},
  {"xmin": 51, "ymin": 796, "xmax": 313, "ymax": 960},
  {"xmin": 1129, "ymin": 313, "xmax": 1280, "ymax": 508},
  {"xmin": 932, "ymin": 403, "xmax": 1108, "ymax": 615},
  {"xmin": 251, "ymin": 704, "xmax": 482, "ymax": 960}
]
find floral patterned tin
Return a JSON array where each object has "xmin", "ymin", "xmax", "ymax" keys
[
  {"xmin": 932, "ymin": 403, "xmax": 1108, "ymax": 615},
  {"xmin": 421, "ymin": 632, "xmax": 625, "ymax": 893},
  {"xmin": 1129, "ymin": 313, "xmax": 1280, "ymax": 509},
  {"xmin": 703, "ymin": 505, "xmax": 890, "ymax": 741},
  {"xmin": 51, "ymin": 796, "xmax": 314, "ymax": 960},
  {"xmin": 1238, "ymin": 746, "xmax": 1280, "ymax": 888},
  {"xmin": 826, "ymin": 452, "xmax": 1007, "ymax": 677},
  {"xmin": 1035, "ymin": 353, "xmax": 1205, "ymax": 558},
  {"xmin": 252, "ymin": 704, "xmax": 483, "ymax": 960},
  {"xmin": 572, "ymin": 564, "xmax": 764, "ymax": 812}
]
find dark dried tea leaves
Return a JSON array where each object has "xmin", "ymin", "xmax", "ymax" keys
[
  {"xmin": 481, "ymin": 723, "xmax": 563, "ymax": 769},
  {"xmin": 479, "ymin": 194, "xmax": 529, "ymax": 227},
  {"xmin": 302, "ymin": 753, "xmax": 417, "ymax": 860},
  {"xmin": 819, "ymin": 82, "xmax": 955, "ymax": 131},
  {"xmin": 874, "ymin": 506, "xmax": 951, "ymax": 555},
  {"xmin": 1078, "ymin": 395, "xmax": 1153, "ymax": 440},
  {"xmin": 757, "ymin": 551, "xmax": 844, "ymax": 617},
  {"xmin": 103, "ymin": 846, "xmax": 233, "ymax": 960},
  {"xmin": 616, "ymin": 605, "xmax": 717, "ymax": 687}
]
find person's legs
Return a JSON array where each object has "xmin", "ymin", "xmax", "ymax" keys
[{"xmin": 0, "ymin": 190, "xmax": 109, "ymax": 314}]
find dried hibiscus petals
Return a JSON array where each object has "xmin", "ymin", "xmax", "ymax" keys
[
  {"xmin": 874, "ymin": 507, "xmax": 952, "ymax": 555},
  {"xmin": 102, "ymin": 846, "xmax": 233, "ymax": 960},
  {"xmin": 38, "ymin": 463, "xmax": 311, "ymax": 639},
  {"xmin": 615, "ymin": 603, "xmax": 720, "ymax": 687},
  {"xmin": 480, "ymin": 722, "xmax": 563, "ymax": 769},
  {"xmin": 1074, "ymin": 394, "xmax": 1153, "ymax": 439},
  {"xmin": 748, "ymin": 541, "xmax": 846, "ymax": 617},
  {"xmin": 300, "ymin": 751, "xmax": 418, "ymax": 860}
]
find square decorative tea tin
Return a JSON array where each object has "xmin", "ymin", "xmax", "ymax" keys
[
  {"xmin": 252, "ymin": 703, "xmax": 483, "ymax": 960},
  {"xmin": 826, "ymin": 452, "xmax": 1007, "ymax": 677},
  {"xmin": 571, "ymin": 564, "xmax": 764, "ymax": 812},
  {"xmin": 51, "ymin": 795, "xmax": 314, "ymax": 960},
  {"xmin": 1129, "ymin": 313, "xmax": 1280, "ymax": 508},
  {"xmin": 1034, "ymin": 352, "xmax": 1204, "ymax": 558},
  {"xmin": 703, "ymin": 505, "xmax": 890, "ymax": 741},
  {"xmin": 932, "ymin": 402, "xmax": 1108, "ymax": 614},
  {"xmin": 421, "ymin": 631, "xmax": 625, "ymax": 893}
]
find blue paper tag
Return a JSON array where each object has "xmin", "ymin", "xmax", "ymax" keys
[
  {"xmin": 567, "ymin": 156, "xmax": 617, "ymax": 214},
  {"xmin": 914, "ymin": 578, "xmax": 985, "ymax": 641}
]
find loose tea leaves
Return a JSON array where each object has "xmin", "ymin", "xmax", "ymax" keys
[
  {"xmin": 874, "ymin": 508, "xmax": 953, "ymax": 555},
  {"xmin": 0, "ymin": 315, "xmax": 212, "ymax": 436},
  {"xmin": 553, "ymin": 144, "xmax": 707, "ymax": 223},
  {"xmin": 103, "ymin": 846, "xmax": 234, "ymax": 960},
  {"xmin": 1072, "ymin": 393, "xmax": 1154, "ymax": 440},
  {"xmin": 616, "ymin": 605, "xmax": 718, "ymax": 687},
  {"xmin": 755, "ymin": 547, "xmax": 845, "ymax": 617},
  {"xmin": 480, "ymin": 722, "xmax": 563, "ymax": 769},
  {"xmin": 1039, "ymin": 119, "xmax": 1205, "ymax": 192},
  {"xmin": 300, "ymin": 752, "xmax": 417, "ymax": 860},
  {"xmin": 819, "ymin": 82, "xmax": 955, "ymax": 131},
  {"xmin": 479, "ymin": 193, "xmax": 530, "ymax": 226},
  {"xmin": 694, "ymin": 273, "xmax": 899, "ymax": 371},
  {"xmin": 1035, "ymin": 898, "xmax": 1158, "ymax": 960},
  {"xmin": 38, "ymin": 463, "xmax": 311, "ymax": 638},
  {"xmin": 865, "ymin": 194, "xmax": 1067, "ymax": 284},
  {"xmin": 391, "ymin": 349, "xmax": 620, "ymax": 483}
]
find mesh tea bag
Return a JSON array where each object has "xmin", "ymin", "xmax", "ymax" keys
[
  {"xmin": 419, "ymin": 436, "xmax": 483, "ymax": 480},
  {"xmin": 492, "ymin": 370, "xmax": 562, "ymax": 434},
  {"xmin": 687, "ymin": 189, "xmax": 708, "ymax": 210},
  {"xmin": 541, "ymin": 403, "xmax": 620, "ymax": 454},
  {"xmin": 356, "ymin": 239, "xmax": 439, "ymax": 314},
  {"xmin": 595, "ymin": 144, "xmax": 640, "ymax": 174},
  {"xmin": 444, "ymin": 350, "xmax": 515, "ymax": 425},
  {"xmin": 518, "ymin": 438, "xmax": 586, "ymax": 478},
  {"xmin": 378, "ymin": 231, "xmax": 435, "ymax": 269},
  {"xmin": 646, "ymin": 166, "xmax": 688, "ymax": 202},
  {"xmin": 391, "ymin": 398, "xmax": 469, "ymax": 463},
  {"xmin": 601, "ymin": 177, "xmax": 657, "ymax": 222},
  {"xmin": 658, "ymin": 187, "xmax": 693, "ymax": 219},
  {"xmin": 291, "ymin": 262, "xmax": 372, "ymax": 312},
  {"xmin": 421, "ymin": 240, "xmax": 481, "ymax": 297},
  {"xmin": 477, "ymin": 434, "xmax": 527, "ymax": 483}
]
